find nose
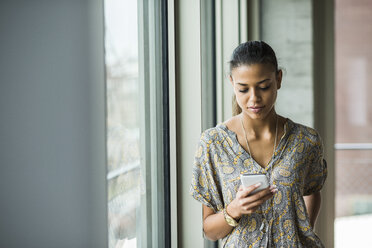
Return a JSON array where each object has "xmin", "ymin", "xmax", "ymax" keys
[{"xmin": 249, "ymin": 88, "xmax": 261, "ymax": 102}]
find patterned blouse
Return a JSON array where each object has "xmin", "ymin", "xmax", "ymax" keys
[{"xmin": 190, "ymin": 118, "xmax": 327, "ymax": 247}]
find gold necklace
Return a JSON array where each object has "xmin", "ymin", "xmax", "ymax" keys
[
  {"xmin": 239, "ymin": 115, "xmax": 279, "ymax": 237},
  {"xmin": 239, "ymin": 115, "xmax": 278, "ymax": 167}
]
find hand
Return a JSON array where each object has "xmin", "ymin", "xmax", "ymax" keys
[{"xmin": 226, "ymin": 183, "xmax": 278, "ymax": 219}]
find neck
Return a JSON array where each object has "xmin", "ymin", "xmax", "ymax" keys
[{"xmin": 240, "ymin": 109, "xmax": 278, "ymax": 139}]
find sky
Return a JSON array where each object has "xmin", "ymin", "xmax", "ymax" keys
[{"xmin": 104, "ymin": 0, "xmax": 138, "ymax": 65}]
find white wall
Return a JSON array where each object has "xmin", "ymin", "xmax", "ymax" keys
[
  {"xmin": 261, "ymin": 0, "xmax": 313, "ymax": 127},
  {"xmin": 176, "ymin": 0, "xmax": 203, "ymax": 246},
  {"xmin": 0, "ymin": 1, "xmax": 107, "ymax": 247}
]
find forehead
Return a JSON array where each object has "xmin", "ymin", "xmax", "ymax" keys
[{"xmin": 231, "ymin": 64, "xmax": 276, "ymax": 84}]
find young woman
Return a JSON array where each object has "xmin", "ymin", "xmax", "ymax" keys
[{"xmin": 190, "ymin": 41, "xmax": 327, "ymax": 247}]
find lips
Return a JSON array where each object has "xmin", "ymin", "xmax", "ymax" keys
[{"xmin": 248, "ymin": 106, "xmax": 264, "ymax": 113}]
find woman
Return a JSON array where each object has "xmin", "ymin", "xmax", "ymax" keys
[{"xmin": 190, "ymin": 41, "xmax": 327, "ymax": 247}]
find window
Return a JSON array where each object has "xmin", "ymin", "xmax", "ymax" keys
[
  {"xmin": 104, "ymin": 0, "xmax": 140, "ymax": 247},
  {"xmin": 335, "ymin": 0, "xmax": 372, "ymax": 246},
  {"xmin": 261, "ymin": 0, "xmax": 313, "ymax": 127},
  {"xmin": 104, "ymin": 0, "xmax": 169, "ymax": 247}
]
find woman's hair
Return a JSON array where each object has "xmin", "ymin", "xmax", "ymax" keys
[{"xmin": 229, "ymin": 41, "xmax": 279, "ymax": 116}]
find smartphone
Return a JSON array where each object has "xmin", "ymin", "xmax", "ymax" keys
[{"xmin": 240, "ymin": 174, "xmax": 270, "ymax": 195}]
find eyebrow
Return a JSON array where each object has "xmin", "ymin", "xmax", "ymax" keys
[{"xmin": 236, "ymin": 79, "xmax": 271, "ymax": 86}]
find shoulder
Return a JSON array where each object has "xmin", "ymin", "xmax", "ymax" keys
[
  {"xmin": 289, "ymin": 120, "xmax": 323, "ymax": 146},
  {"xmin": 222, "ymin": 115, "xmax": 240, "ymax": 133},
  {"xmin": 199, "ymin": 123, "xmax": 233, "ymax": 146}
]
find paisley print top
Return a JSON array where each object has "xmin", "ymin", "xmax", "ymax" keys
[{"xmin": 190, "ymin": 119, "xmax": 327, "ymax": 247}]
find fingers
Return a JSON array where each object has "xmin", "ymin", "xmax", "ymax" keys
[
  {"xmin": 236, "ymin": 184, "xmax": 279, "ymax": 215},
  {"xmin": 244, "ymin": 192, "xmax": 274, "ymax": 210},
  {"xmin": 239, "ymin": 185, "xmax": 269, "ymax": 201},
  {"xmin": 249, "ymin": 185, "xmax": 277, "ymax": 201},
  {"xmin": 238, "ymin": 185, "xmax": 277, "ymax": 208},
  {"xmin": 239, "ymin": 188, "xmax": 273, "ymax": 206},
  {"xmin": 250, "ymin": 206, "xmax": 259, "ymax": 213},
  {"xmin": 238, "ymin": 185, "xmax": 244, "ymax": 191},
  {"xmin": 238, "ymin": 193, "xmax": 275, "ymax": 215},
  {"xmin": 239, "ymin": 182, "xmax": 263, "ymax": 198}
]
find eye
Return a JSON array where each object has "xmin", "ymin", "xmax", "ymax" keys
[
  {"xmin": 260, "ymin": 85, "xmax": 270, "ymax": 91},
  {"xmin": 239, "ymin": 89, "xmax": 248, "ymax": 93}
]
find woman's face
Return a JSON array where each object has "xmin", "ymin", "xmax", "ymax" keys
[{"xmin": 230, "ymin": 63, "xmax": 282, "ymax": 120}]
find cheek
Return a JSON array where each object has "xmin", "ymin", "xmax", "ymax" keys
[
  {"xmin": 270, "ymin": 91, "xmax": 277, "ymax": 101},
  {"xmin": 235, "ymin": 93, "xmax": 249, "ymax": 105},
  {"xmin": 264, "ymin": 90, "xmax": 277, "ymax": 102}
]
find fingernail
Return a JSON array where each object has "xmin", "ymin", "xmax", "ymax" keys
[
  {"xmin": 271, "ymin": 189, "xmax": 278, "ymax": 193},
  {"xmin": 269, "ymin": 185, "xmax": 276, "ymax": 190},
  {"xmin": 254, "ymin": 182, "xmax": 262, "ymax": 187}
]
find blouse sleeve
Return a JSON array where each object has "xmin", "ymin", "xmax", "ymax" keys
[
  {"xmin": 303, "ymin": 133, "xmax": 328, "ymax": 196},
  {"xmin": 189, "ymin": 132, "xmax": 223, "ymax": 212}
]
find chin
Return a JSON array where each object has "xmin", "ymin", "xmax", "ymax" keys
[
  {"xmin": 243, "ymin": 107, "xmax": 275, "ymax": 120},
  {"xmin": 244, "ymin": 112, "xmax": 266, "ymax": 120}
]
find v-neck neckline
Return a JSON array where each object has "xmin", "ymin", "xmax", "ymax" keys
[{"xmin": 218, "ymin": 118, "xmax": 291, "ymax": 171}]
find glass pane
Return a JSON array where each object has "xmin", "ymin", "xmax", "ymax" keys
[
  {"xmin": 335, "ymin": 151, "xmax": 372, "ymax": 247},
  {"xmin": 335, "ymin": 0, "xmax": 372, "ymax": 247},
  {"xmin": 335, "ymin": 0, "xmax": 372, "ymax": 143},
  {"xmin": 335, "ymin": 150, "xmax": 372, "ymax": 217},
  {"xmin": 261, "ymin": 0, "xmax": 313, "ymax": 127},
  {"xmin": 104, "ymin": 0, "xmax": 140, "ymax": 247}
]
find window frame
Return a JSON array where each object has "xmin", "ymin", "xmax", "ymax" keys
[{"xmin": 138, "ymin": 0, "xmax": 171, "ymax": 247}]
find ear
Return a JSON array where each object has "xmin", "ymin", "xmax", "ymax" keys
[
  {"xmin": 229, "ymin": 75, "xmax": 234, "ymax": 87},
  {"xmin": 276, "ymin": 69, "xmax": 282, "ymax": 90}
]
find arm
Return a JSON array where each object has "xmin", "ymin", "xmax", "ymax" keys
[
  {"xmin": 202, "ymin": 205, "xmax": 233, "ymax": 241},
  {"xmin": 202, "ymin": 184, "xmax": 277, "ymax": 241},
  {"xmin": 303, "ymin": 191, "xmax": 321, "ymax": 229}
]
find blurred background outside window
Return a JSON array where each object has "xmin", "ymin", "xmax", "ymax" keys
[
  {"xmin": 261, "ymin": 0, "xmax": 313, "ymax": 127},
  {"xmin": 104, "ymin": 0, "xmax": 140, "ymax": 247},
  {"xmin": 335, "ymin": 0, "xmax": 372, "ymax": 247}
]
